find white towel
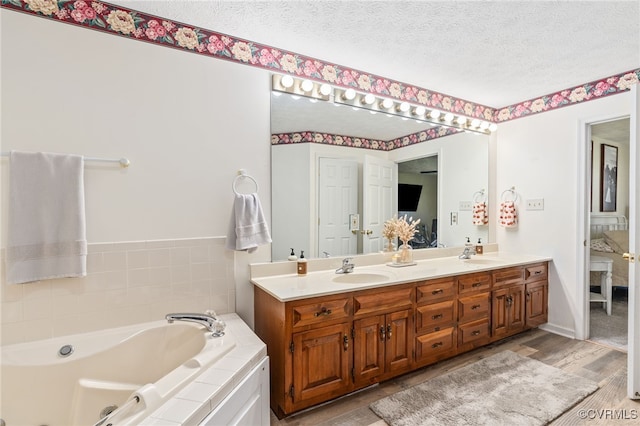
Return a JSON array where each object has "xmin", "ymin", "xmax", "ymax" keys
[
  {"xmin": 6, "ymin": 151, "xmax": 87, "ymax": 284},
  {"xmin": 226, "ymin": 193, "xmax": 271, "ymax": 253}
]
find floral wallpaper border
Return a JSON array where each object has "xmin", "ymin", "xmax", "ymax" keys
[
  {"xmin": 495, "ymin": 69, "xmax": 640, "ymax": 122},
  {"xmin": 2, "ymin": 1, "xmax": 638, "ymax": 126},
  {"xmin": 271, "ymin": 127, "xmax": 462, "ymax": 151}
]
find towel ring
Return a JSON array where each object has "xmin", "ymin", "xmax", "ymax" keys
[
  {"xmin": 500, "ymin": 186, "xmax": 518, "ymax": 203},
  {"xmin": 232, "ymin": 169, "xmax": 258, "ymax": 195},
  {"xmin": 473, "ymin": 189, "xmax": 486, "ymax": 203}
]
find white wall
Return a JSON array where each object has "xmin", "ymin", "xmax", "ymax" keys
[
  {"xmin": 0, "ymin": 10, "xmax": 271, "ymax": 339},
  {"xmin": 494, "ymin": 93, "xmax": 631, "ymax": 337}
]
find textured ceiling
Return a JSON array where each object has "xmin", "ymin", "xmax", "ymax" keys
[{"xmin": 116, "ymin": 0, "xmax": 640, "ymax": 108}]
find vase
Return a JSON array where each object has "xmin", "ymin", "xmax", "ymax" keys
[
  {"xmin": 385, "ymin": 238, "xmax": 397, "ymax": 253},
  {"xmin": 399, "ymin": 243, "xmax": 413, "ymax": 263}
]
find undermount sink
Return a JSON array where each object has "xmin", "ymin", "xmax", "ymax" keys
[
  {"xmin": 332, "ymin": 272, "xmax": 390, "ymax": 284},
  {"xmin": 462, "ymin": 258, "xmax": 502, "ymax": 265}
]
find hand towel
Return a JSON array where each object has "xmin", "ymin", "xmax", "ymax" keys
[
  {"xmin": 6, "ymin": 151, "xmax": 87, "ymax": 284},
  {"xmin": 499, "ymin": 201, "xmax": 518, "ymax": 228},
  {"xmin": 472, "ymin": 202, "xmax": 488, "ymax": 226},
  {"xmin": 226, "ymin": 193, "xmax": 271, "ymax": 253}
]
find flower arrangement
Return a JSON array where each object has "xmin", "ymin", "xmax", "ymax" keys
[{"xmin": 382, "ymin": 215, "xmax": 420, "ymax": 261}]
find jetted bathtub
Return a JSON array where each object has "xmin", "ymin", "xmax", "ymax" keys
[{"xmin": 0, "ymin": 319, "xmax": 237, "ymax": 425}]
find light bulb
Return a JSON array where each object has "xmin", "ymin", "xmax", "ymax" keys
[
  {"xmin": 381, "ymin": 98, "xmax": 394, "ymax": 109},
  {"xmin": 300, "ymin": 79, "xmax": 314, "ymax": 92},
  {"xmin": 342, "ymin": 88, "xmax": 356, "ymax": 100},
  {"xmin": 444, "ymin": 112, "xmax": 454, "ymax": 122},
  {"xmin": 456, "ymin": 116, "xmax": 467, "ymax": 125},
  {"xmin": 479, "ymin": 121, "xmax": 490, "ymax": 130},
  {"xmin": 319, "ymin": 84, "xmax": 332, "ymax": 96},
  {"xmin": 281, "ymin": 75, "xmax": 294, "ymax": 88},
  {"xmin": 429, "ymin": 110, "xmax": 441, "ymax": 119},
  {"xmin": 363, "ymin": 93, "xmax": 376, "ymax": 105},
  {"xmin": 398, "ymin": 102, "xmax": 410, "ymax": 113},
  {"xmin": 414, "ymin": 106, "xmax": 426, "ymax": 116},
  {"xmin": 489, "ymin": 123, "xmax": 498, "ymax": 132},
  {"xmin": 470, "ymin": 119, "xmax": 481, "ymax": 128}
]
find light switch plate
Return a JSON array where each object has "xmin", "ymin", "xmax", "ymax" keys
[
  {"xmin": 526, "ymin": 199, "xmax": 544, "ymax": 210},
  {"xmin": 459, "ymin": 201, "xmax": 472, "ymax": 211},
  {"xmin": 450, "ymin": 211, "xmax": 458, "ymax": 225}
]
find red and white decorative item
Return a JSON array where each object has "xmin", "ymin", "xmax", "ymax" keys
[
  {"xmin": 472, "ymin": 202, "xmax": 488, "ymax": 225},
  {"xmin": 499, "ymin": 187, "xmax": 518, "ymax": 228}
]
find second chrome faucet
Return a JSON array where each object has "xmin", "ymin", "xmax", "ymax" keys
[{"xmin": 335, "ymin": 257, "xmax": 355, "ymax": 274}]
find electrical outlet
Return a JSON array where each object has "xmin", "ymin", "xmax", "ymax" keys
[
  {"xmin": 459, "ymin": 201, "xmax": 472, "ymax": 211},
  {"xmin": 450, "ymin": 211, "xmax": 458, "ymax": 225},
  {"xmin": 526, "ymin": 198, "xmax": 544, "ymax": 210}
]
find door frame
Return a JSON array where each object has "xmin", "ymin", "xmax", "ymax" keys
[{"xmin": 577, "ymin": 111, "xmax": 637, "ymax": 399}]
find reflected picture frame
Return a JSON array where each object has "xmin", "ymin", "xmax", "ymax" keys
[{"xmin": 600, "ymin": 144, "xmax": 618, "ymax": 212}]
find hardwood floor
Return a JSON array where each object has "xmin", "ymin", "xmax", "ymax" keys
[{"xmin": 270, "ymin": 329, "xmax": 639, "ymax": 425}]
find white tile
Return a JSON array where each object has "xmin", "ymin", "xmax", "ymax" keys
[
  {"xmin": 128, "ymin": 250, "xmax": 150, "ymax": 269},
  {"xmin": 149, "ymin": 249, "xmax": 171, "ymax": 268},
  {"xmin": 22, "ymin": 296, "xmax": 52, "ymax": 320},
  {"xmin": 51, "ymin": 294, "xmax": 80, "ymax": 317},
  {"xmin": 191, "ymin": 263, "xmax": 212, "ymax": 281},
  {"xmin": 196, "ymin": 367, "xmax": 236, "ymax": 386},
  {"xmin": 171, "ymin": 247, "xmax": 190, "ymax": 266},
  {"xmin": 149, "ymin": 267, "xmax": 172, "ymax": 286},
  {"xmin": 128, "ymin": 268, "xmax": 150, "ymax": 287},
  {"xmin": 190, "ymin": 246, "xmax": 210, "ymax": 264},
  {"xmin": 103, "ymin": 251, "xmax": 127, "ymax": 271},
  {"xmin": 1, "ymin": 301, "xmax": 22, "ymax": 323},
  {"xmin": 149, "ymin": 398, "xmax": 203, "ymax": 424},
  {"xmin": 175, "ymin": 381, "xmax": 220, "ymax": 403},
  {"xmin": 171, "ymin": 265, "xmax": 190, "ymax": 284}
]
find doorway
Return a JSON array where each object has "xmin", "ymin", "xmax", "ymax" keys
[{"xmin": 586, "ymin": 118, "xmax": 630, "ymax": 351}]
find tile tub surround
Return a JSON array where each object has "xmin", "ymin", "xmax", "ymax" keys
[
  {"xmin": 141, "ymin": 313, "xmax": 268, "ymax": 425},
  {"xmin": 0, "ymin": 237, "xmax": 235, "ymax": 345}
]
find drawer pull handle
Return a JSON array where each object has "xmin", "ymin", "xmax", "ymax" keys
[
  {"xmin": 472, "ymin": 282, "xmax": 482, "ymax": 288},
  {"xmin": 534, "ymin": 270, "xmax": 542, "ymax": 275},
  {"xmin": 431, "ymin": 314, "xmax": 443, "ymax": 320},
  {"xmin": 471, "ymin": 330, "xmax": 481, "ymax": 336},
  {"xmin": 471, "ymin": 304, "xmax": 481, "ymax": 310},
  {"xmin": 314, "ymin": 307, "xmax": 332, "ymax": 317},
  {"xmin": 387, "ymin": 324, "xmax": 392, "ymax": 340},
  {"xmin": 380, "ymin": 326, "xmax": 386, "ymax": 341},
  {"xmin": 431, "ymin": 342, "xmax": 443, "ymax": 349},
  {"xmin": 431, "ymin": 289, "xmax": 444, "ymax": 295}
]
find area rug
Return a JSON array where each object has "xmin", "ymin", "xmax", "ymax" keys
[{"xmin": 369, "ymin": 351, "xmax": 598, "ymax": 426}]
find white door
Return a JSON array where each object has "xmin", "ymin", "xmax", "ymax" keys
[
  {"xmin": 318, "ymin": 158, "xmax": 358, "ymax": 258},
  {"xmin": 628, "ymin": 85, "xmax": 639, "ymax": 399},
  {"xmin": 362, "ymin": 155, "xmax": 397, "ymax": 253}
]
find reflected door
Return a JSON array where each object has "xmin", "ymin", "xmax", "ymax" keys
[
  {"xmin": 362, "ymin": 155, "xmax": 397, "ymax": 254},
  {"xmin": 318, "ymin": 158, "xmax": 358, "ymax": 257},
  {"xmin": 628, "ymin": 85, "xmax": 639, "ymax": 399}
]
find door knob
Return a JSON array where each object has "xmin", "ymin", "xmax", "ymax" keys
[
  {"xmin": 360, "ymin": 229, "xmax": 373, "ymax": 235},
  {"xmin": 623, "ymin": 253, "xmax": 635, "ymax": 263}
]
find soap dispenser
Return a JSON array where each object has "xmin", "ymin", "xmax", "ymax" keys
[
  {"xmin": 476, "ymin": 238, "xmax": 483, "ymax": 255},
  {"xmin": 288, "ymin": 248, "xmax": 298, "ymax": 261},
  {"xmin": 297, "ymin": 251, "xmax": 307, "ymax": 275}
]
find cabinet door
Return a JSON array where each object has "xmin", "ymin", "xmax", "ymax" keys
[
  {"xmin": 526, "ymin": 281, "xmax": 548, "ymax": 327},
  {"xmin": 492, "ymin": 285, "xmax": 525, "ymax": 339},
  {"xmin": 292, "ymin": 323, "xmax": 351, "ymax": 404},
  {"xmin": 385, "ymin": 309, "xmax": 412, "ymax": 374},
  {"xmin": 353, "ymin": 314, "xmax": 385, "ymax": 385}
]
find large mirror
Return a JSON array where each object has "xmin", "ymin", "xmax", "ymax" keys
[{"xmin": 271, "ymin": 91, "xmax": 489, "ymax": 261}]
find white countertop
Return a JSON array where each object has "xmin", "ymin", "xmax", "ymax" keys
[{"xmin": 251, "ymin": 252, "xmax": 551, "ymax": 302}]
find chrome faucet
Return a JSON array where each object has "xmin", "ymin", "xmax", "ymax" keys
[
  {"xmin": 335, "ymin": 257, "xmax": 355, "ymax": 274},
  {"xmin": 166, "ymin": 312, "xmax": 216, "ymax": 332},
  {"xmin": 459, "ymin": 245, "xmax": 477, "ymax": 259}
]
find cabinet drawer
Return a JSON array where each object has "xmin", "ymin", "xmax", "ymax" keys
[
  {"xmin": 458, "ymin": 292, "xmax": 490, "ymax": 323},
  {"xmin": 524, "ymin": 263, "xmax": 547, "ymax": 282},
  {"xmin": 492, "ymin": 267, "xmax": 523, "ymax": 289},
  {"xmin": 458, "ymin": 273, "xmax": 491, "ymax": 295},
  {"xmin": 354, "ymin": 287, "xmax": 413, "ymax": 317},
  {"xmin": 416, "ymin": 278, "xmax": 456, "ymax": 304},
  {"xmin": 416, "ymin": 300, "xmax": 455, "ymax": 333},
  {"xmin": 415, "ymin": 327, "xmax": 455, "ymax": 360},
  {"xmin": 458, "ymin": 318, "xmax": 490, "ymax": 346},
  {"xmin": 291, "ymin": 298, "xmax": 351, "ymax": 329}
]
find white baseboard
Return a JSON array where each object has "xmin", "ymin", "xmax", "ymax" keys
[{"xmin": 539, "ymin": 322, "xmax": 575, "ymax": 339}]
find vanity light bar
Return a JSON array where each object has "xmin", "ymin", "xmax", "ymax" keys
[
  {"xmin": 272, "ymin": 74, "xmax": 331, "ymax": 101},
  {"xmin": 271, "ymin": 74, "xmax": 495, "ymax": 135}
]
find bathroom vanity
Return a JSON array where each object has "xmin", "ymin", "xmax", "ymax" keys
[{"xmin": 251, "ymin": 251, "xmax": 550, "ymax": 418}]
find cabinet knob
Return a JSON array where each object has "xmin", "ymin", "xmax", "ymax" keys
[
  {"xmin": 387, "ymin": 324, "xmax": 392, "ymax": 340},
  {"xmin": 343, "ymin": 334, "xmax": 349, "ymax": 351},
  {"xmin": 431, "ymin": 342, "xmax": 443, "ymax": 349},
  {"xmin": 380, "ymin": 326, "xmax": 386, "ymax": 341}
]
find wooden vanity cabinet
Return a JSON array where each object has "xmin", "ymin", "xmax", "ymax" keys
[
  {"xmin": 457, "ymin": 272, "xmax": 491, "ymax": 351},
  {"xmin": 352, "ymin": 287, "xmax": 414, "ymax": 386},
  {"xmin": 255, "ymin": 261, "xmax": 549, "ymax": 418},
  {"xmin": 414, "ymin": 277, "xmax": 457, "ymax": 367}
]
